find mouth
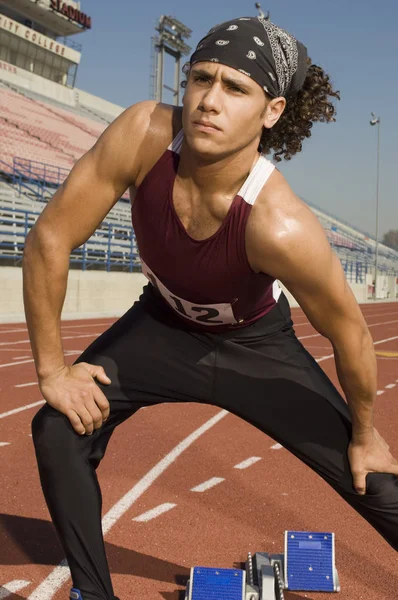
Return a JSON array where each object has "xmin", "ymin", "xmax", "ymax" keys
[{"xmin": 192, "ymin": 120, "xmax": 221, "ymax": 132}]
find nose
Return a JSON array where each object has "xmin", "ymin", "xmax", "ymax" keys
[{"xmin": 199, "ymin": 82, "xmax": 222, "ymax": 113}]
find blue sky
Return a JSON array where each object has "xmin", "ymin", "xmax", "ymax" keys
[{"xmin": 75, "ymin": 0, "xmax": 397, "ymax": 238}]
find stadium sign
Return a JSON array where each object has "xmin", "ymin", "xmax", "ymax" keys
[
  {"xmin": 0, "ymin": 14, "xmax": 80, "ymax": 63},
  {"xmin": 50, "ymin": 1, "xmax": 92, "ymax": 29}
]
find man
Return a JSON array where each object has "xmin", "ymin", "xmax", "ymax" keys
[{"xmin": 23, "ymin": 16, "xmax": 398, "ymax": 600}]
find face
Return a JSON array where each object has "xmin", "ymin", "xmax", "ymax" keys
[{"xmin": 182, "ymin": 61, "xmax": 286, "ymax": 160}]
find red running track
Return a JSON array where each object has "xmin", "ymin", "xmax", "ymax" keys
[{"xmin": 0, "ymin": 303, "xmax": 397, "ymax": 600}]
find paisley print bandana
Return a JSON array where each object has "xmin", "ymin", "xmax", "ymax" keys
[{"xmin": 186, "ymin": 16, "xmax": 309, "ymax": 98}]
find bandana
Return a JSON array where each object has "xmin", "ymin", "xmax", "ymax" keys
[{"xmin": 186, "ymin": 16, "xmax": 309, "ymax": 98}]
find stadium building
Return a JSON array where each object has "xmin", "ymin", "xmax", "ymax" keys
[{"xmin": 0, "ymin": 1, "xmax": 397, "ymax": 321}]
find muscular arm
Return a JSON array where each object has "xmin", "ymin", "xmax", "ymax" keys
[
  {"xmin": 22, "ymin": 100, "xmax": 157, "ymax": 379},
  {"xmin": 248, "ymin": 174, "xmax": 376, "ymax": 440}
]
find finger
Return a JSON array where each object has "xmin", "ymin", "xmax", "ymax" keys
[
  {"xmin": 85, "ymin": 364, "xmax": 112, "ymax": 385},
  {"xmin": 85, "ymin": 398, "xmax": 104, "ymax": 430},
  {"xmin": 76, "ymin": 405, "xmax": 95, "ymax": 435},
  {"xmin": 353, "ymin": 473, "xmax": 367, "ymax": 495},
  {"xmin": 92, "ymin": 386, "xmax": 110, "ymax": 421},
  {"xmin": 66, "ymin": 409, "xmax": 86, "ymax": 435}
]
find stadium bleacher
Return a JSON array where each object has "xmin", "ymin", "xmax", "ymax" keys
[{"xmin": 0, "ymin": 82, "xmax": 397, "ymax": 281}]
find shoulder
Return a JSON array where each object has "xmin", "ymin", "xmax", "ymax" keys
[
  {"xmin": 93, "ymin": 101, "xmax": 182, "ymax": 189},
  {"xmin": 134, "ymin": 102, "xmax": 183, "ymax": 187},
  {"xmin": 246, "ymin": 167, "xmax": 330, "ymax": 276}
]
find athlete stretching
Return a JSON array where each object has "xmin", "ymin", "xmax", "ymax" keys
[{"xmin": 23, "ymin": 16, "xmax": 398, "ymax": 600}]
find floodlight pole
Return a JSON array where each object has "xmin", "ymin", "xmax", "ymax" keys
[{"xmin": 370, "ymin": 112, "xmax": 381, "ymax": 299}]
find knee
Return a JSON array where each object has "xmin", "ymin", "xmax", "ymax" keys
[{"xmin": 366, "ymin": 472, "xmax": 398, "ymax": 499}]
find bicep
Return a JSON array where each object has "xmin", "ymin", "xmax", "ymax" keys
[{"xmin": 28, "ymin": 101, "xmax": 155, "ymax": 251}]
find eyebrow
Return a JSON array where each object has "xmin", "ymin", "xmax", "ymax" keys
[{"xmin": 191, "ymin": 68, "xmax": 251, "ymax": 91}]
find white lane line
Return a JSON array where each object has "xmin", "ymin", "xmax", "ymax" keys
[
  {"xmin": 0, "ymin": 581, "xmax": 31, "ymax": 598},
  {"xmin": 377, "ymin": 391, "xmax": 385, "ymax": 396},
  {"xmin": 0, "ymin": 323, "xmax": 112, "ymax": 334},
  {"xmin": 27, "ymin": 409, "xmax": 229, "ymax": 600},
  {"xmin": 234, "ymin": 457, "xmax": 262, "ymax": 470},
  {"xmin": 191, "ymin": 477, "xmax": 225, "ymax": 493},
  {"xmin": 15, "ymin": 382, "xmax": 38, "ymax": 388},
  {"xmin": 133, "ymin": 503, "xmax": 176, "ymax": 522},
  {"xmin": 316, "ymin": 335, "xmax": 398, "ymax": 364},
  {"xmin": 374, "ymin": 336, "xmax": 398, "ymax": 346},
  {"xmin": 0, "ymin": 442, "xmax": 11, "ymax": 447},
  {"xmin": 299, "ymin": 319, "xmax": 398, "ymax": 342},
  {"xmin": 271, "ymin": 443, "xmax": 283, "ymax": 450},
  {"xmin": 0, "ymin": 359, "xmax": 35, "ymax": 368},
  {"xmin": 0, "ymin": 400, "xmax": 45, "ymax": 420},
  {"xmin": 13, "ymin": 356, "xmax": 31, "ymax": 360},
  {"xmin": 385, "ymin": 383, "xmax": 396, "ymax": 389},
  {"xmin": 361, "ymin": 311, "xmax": 398, "ymax": 318},
  {"xmin": 1, "ymin": 350, "xmax": 81, "ymax": 369},
  {"xmin": 0, "ymin": 333, "xmax": 102, "ymax": 347}
]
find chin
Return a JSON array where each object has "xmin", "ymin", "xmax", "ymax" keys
[{"xmin": 184, "ymin": 129, "xmax": 226, "ymax": 159}]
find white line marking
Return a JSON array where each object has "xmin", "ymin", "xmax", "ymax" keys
[
  {"xmin": 0, "ymin": 333, "xmax": 102, "ymax": 347},
  {"xmin": 377, "ymin": 391, "xmax": 385, "ymax": 396},
  {"xmin": 133, "ymin": 503, "xmax": 176, "ymax": 522},
  {"xmin": 299, "ymin": 319, "xmax": 398, "ymax": 342},
  {"xmin": 0, "ymin": 442, "xmax": 11, "ymax": 447},
  {"xmin": 316, "ymin": 335, "xmax": 398, "ymax": 363},
  {"xmin": 13, "ymin": 356, "xmax": 31, "ymax": 360},
  {"xmin": 385, "ymin": 383, "xmax": 396, "ymax": 389},
  {"xmin": 1, "ymin": 350, "xmax": 81, "ymax": 369},
  {"xmin": 0, "ymin": 400, "xmax": 45, "ymax": 420},
  {"xmin": 234, "ymin": 457, "xmax": 262, "ymax": 470},
  {"xmin": 271, "ymin": 443, "xmax": 283, "ymax": 450},
  {"xmin": 0, "ymin": 323, "xmax": 112, "ymax": 334},
  {"xmin": 191, "ymin": 477, "xmax": 225, "ymax": 492},
  {"xmin": 316, "ymin": 354, "xmax": 334, "ymax": 363},
  {"xmin": 0, "ymin": 581, "xmax": 31, "ymax": 599},
  {"xmin": 15, "ymin": 382, "xmax": 38, "ymax": 388},
  {"xmin": 374, "ymin": 336, "xmax": 398, "ymax": 346},
  {"xmin": 27, "ymin": 409, "xmax": 229, "ymax": 600},
  {"xmin": 0, "ymin": 359, "xmax": 36, "ymax": 368}
]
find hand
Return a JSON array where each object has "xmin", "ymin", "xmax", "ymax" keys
[
  {"xmin": 38, "ymin": 363, "xmax": 111, "ymax": 435},
  {"xmin": 348, "ymin": 427, "xmax": 398, "ymax": 495}
]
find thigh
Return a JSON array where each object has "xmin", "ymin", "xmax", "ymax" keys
[
  {"xmin": 73, "ymin": 290, "xmax": 216, "ymax": 408},
  {"xmin": 215, "ymin": 326, "xmax": 355, "ymax": 491}
]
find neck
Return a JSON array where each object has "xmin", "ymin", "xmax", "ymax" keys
[{"xmin": 178, "ymin": 140, "xmax": 261, "ymax": 197}]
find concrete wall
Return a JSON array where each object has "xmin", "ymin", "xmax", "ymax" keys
[
  {"xmin": 0, "ymin": 267, "xmax": 147, "ymax": 323},
  {"xmin": 0, "ymin": 267, "xmax": 396, "ymax": 323}
]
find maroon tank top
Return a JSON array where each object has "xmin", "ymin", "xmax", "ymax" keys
[{"xmin": 131, "ymin": 129, "xmax": 282, "ymax": 332}]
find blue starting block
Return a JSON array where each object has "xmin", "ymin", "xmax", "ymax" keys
[
  {"xmin": 284, "ymin": 530, "xmax": 340, "ymax": 592},
  {"xmin": 185, "ymin": 530, "xmax": 340, "ymax": 600},
  {"xmin": 187, "ymin": 566, "xmax": 246, "ymax": 600}
]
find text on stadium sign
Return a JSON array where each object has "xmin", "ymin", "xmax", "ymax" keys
[{"xmin": 50, "ymin": 0, "xmax": 92, "ymax": 29}]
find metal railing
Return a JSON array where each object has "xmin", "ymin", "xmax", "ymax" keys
[{"xmin": 0, "ymin": 205, "xmax": 140, "ymax": 272}]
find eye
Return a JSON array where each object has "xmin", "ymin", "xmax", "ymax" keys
[
  {"xmin": 229, "ymin": 86, "xmax": 245, "ymax": 94},
  {"xmin": 193, "ymin": 75, "xmax": 210, "ymax": 83}
]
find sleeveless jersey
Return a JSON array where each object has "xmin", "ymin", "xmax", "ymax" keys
[{"xmin": 131, "ymin": 129, "xmax": 281, "ymax": 332}]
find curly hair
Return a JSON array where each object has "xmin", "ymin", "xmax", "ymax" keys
[
  {"xmin": 182, "ymin": 58, "xmax": 340, "ymax": 162},
  {"xmin": 260, "ymin": 58, "xmax": 341, "ymax": 162}
]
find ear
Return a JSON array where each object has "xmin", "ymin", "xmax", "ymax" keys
[{"xmin": 263, "ymin": 96, "xmax": 287, "ymax": 129}]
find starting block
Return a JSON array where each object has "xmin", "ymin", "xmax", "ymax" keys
[{"xmin": 185, "ymin": 531, "xmax": 340, "ymax": 600}]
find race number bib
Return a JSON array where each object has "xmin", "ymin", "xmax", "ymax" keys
[{"xmin": 141, "ymin": 259, "xmax": 238, "ymax": 326}]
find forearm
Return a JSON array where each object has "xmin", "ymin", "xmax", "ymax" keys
[
  {"xmin": 22, "ymin": 231, "xmax": 70, "ymax": 379},
  {"xmin": 332, "ymin": 328, "xmax": 377, "ymax": 439}
]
